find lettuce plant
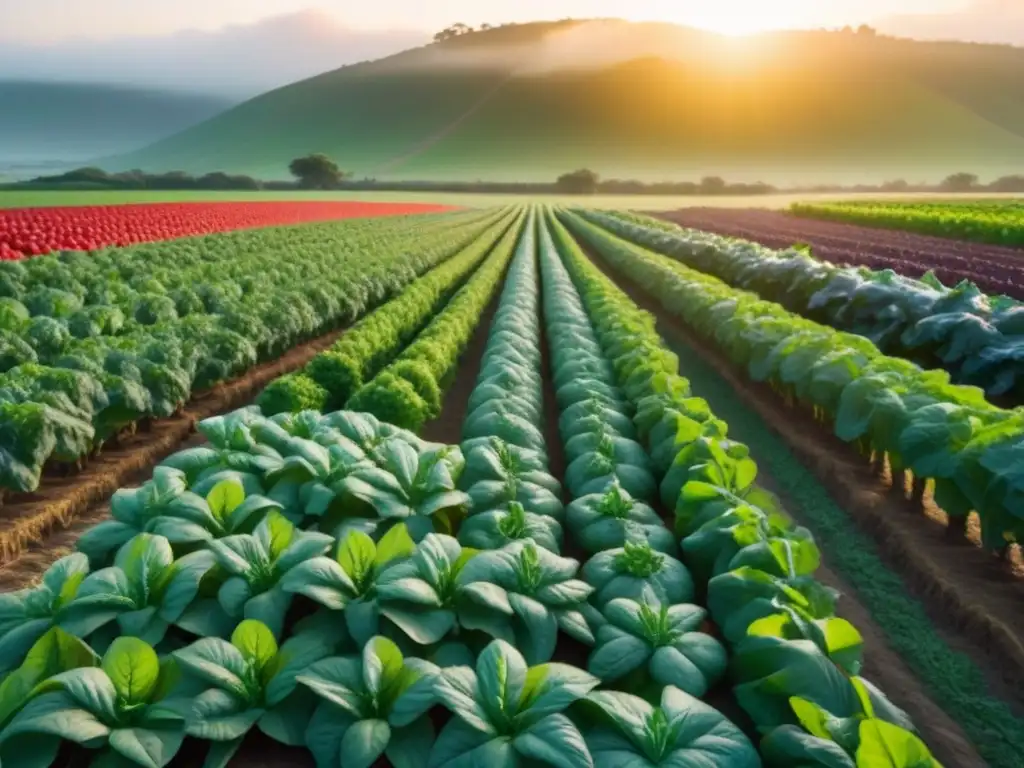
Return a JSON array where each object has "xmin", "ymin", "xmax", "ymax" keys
[
  {"xmin": 566, "ymin": 481, "xmax": 675, "ymax": 555},
  {"xmin": 375, "ymin": 534, "xmax": 476, "ymax": 646},
  {"xmin": 76, "ymin": 467, "xmax": 210, "ymax": 565},
  {"xmin": 460, "ymin": 439, "xmax": 563, "ymax": 520},
  {"xmin": 161, "ymin": 409, "xmax": 284, "ymax": 487},
  {"xmin": 173, "ymin": 620, "xmax": 334, "ymax": 763},
  {"xmin": 0, "ymin": 552, "xmax": 89, "ymax": 674},
  {"xmin": 706, "ymin": 566, "xmax": 839, "ymax": 646},
  {"xmin": 762, "ymin": 689, "xmax": 941, "ymax": 768},
  {"xmin": 582, "ymin": 542, "xmax": 695, "ymax": 608},
  {"xmin": 60, "ymin": 533, "xmax": 215, "ymax": 647},
  {"xmin": 282, "ymin": 525, "xmax": 416, "ymax": 647},
  {"xmin": 430, "ymin": 639, "xmax": 599, "ymax": 768},
  {"xmin": 0, "ymin": 637, "xmax": 186, "ymax": 768},
  {"xmin": 0, "ymin": 627, "xmax": 98, "ymax": 731},
  {"xmin": 338, "ymin": 439, "xmax": 470, "ymax": 541},
  {"xmin": 456, "ymin": 541, "xmax": 596, "ymax": 663},
  {"xmin": 588, "ymin": 598, "xmax": 726, "ymax": 698},
  {"xmin": 297, "ymin": 636, "xmax": 441, "ymax": 768},
  {"xmin": 580, "ymin": 687, "xmax": 760, "ymax": 767},
  {"xmin": 458, "ymin": 500, "xmax": 564, "ymax": 554},
  {"xmin": 208, "ymin": 510, "xmax": 334, "ymax": 638},
  {"xmin": 564, "ymin": 431, "xmax": 657, "ymax": 502}
]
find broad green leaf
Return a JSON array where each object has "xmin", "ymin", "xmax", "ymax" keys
[
  {"xmin": 376, "ymin": 524, "xmax": 416, "ymax": 567},
  {"xmin": 231, "ymin": 620, "xmax": 278, "ymax": 670},
  {"xmin": 207, "ymin": 480, "xmax": 245, "ymax": 522},
  {"xmin": 340, "ymin": 718, "xmax": 391, "ymax": 768},
  {"xmin": 102, "ymin": 638, "xmax": 160, "ymax": 705},
  {"xmin": 513, "ymin": 713, "xmax": 593, "ymax": 768}
]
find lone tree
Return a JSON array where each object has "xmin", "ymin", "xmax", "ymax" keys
[
  {"xmin": 939, "ymin": 172, "xmax": 979, "ymax": 193},
  {"xmin": 289, "ymin": 154, "xmax": 344, "ymax": 189},
  {"xmin": 555, "ymin": 169, "xmax": 600, "ymax": 194}
]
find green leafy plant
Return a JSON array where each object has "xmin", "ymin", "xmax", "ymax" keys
[
  {"xmin": 375, "ymin": 534, "xmax": 477, "ymax": 646},
  {"xmin": 460, "ymin": 439, "xmax": 563, "ymax": 520},
  {"xmin": 582, "ymin": 542, "xmax": 695, "ymax": 608},
  {"xmin": 580, "ymin": 687, "xmax": 760, "ymax": 767},
  {"xmin": 458, "ymin": 500, "xmax": 564, "ymax": 553},
  {"xmin": 456, "ymin": 540, "xmax": 596, "ymax": 664},
  {"xmin": 0, "ymin": 627, "xmax": 98, "ymax": 731},
  {"xmin": 430, "ymin": 639, "xmax": 599, "ymax": 768},
  {"xmin": 207, "ymin": 510, "xmax": 334, "ymax": 638},
  {"xmin": 76, "ymin": 467, "xmax": 211, "ymax": 565},
  {"xmin": 282, "ymin": 525, "xmax": 416, "ymax": 647},
  {"xmin": 566, "ymin": 481, "xmax": 675, "ymax": 555},
  {"xmin": 61, "ymin": 532, "xmax": 215, "ymax": 647},
  {"xmin": 0, "ymin": 637, "xmax": 186, "ymax": 768},
  {"xmin": 0, "ymin": 552, "xmax": 89, "ymax": 674},
  {"xmin": 297, "ymin": 636, "xmax": 441, "ymax": 768},
  {"xmin": 762, "ymin": 681, "xmax": 942, "ymax": 767},
  {"xmin": 173, "ymin": 619, "xmax": 334, "ymax": 764},
  {"xmin": 588, "ymin": 598, "xmax": 726, "ymax": 698},
  {"xmin": 337, "ymin": 440, "xmax": 470, "ymax": 541}
]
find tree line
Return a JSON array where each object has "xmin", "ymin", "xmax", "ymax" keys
[{"xmin": 8, "ymin": 156, "xmax": 1024, "ymax": 196}]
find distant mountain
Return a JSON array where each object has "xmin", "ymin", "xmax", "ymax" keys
[
  {"xmin": 107, "ymin": 19, "xmax": 1024, "ymax": 185},
  {"xmin": 0, "ymin": 82, "xmax": 232, "ymax": 177},
  {"xmin": 0, "ymin": 11, "xmax": 426, "ymax": 99}
]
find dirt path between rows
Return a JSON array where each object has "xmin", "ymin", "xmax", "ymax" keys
[
  {"xmin": 581, "ymin": 249, "xmax": 1012, "ymax": 768},
  {"xmin": 654, "ymin": 207, "xmax": 1024, "ymax": 298}
]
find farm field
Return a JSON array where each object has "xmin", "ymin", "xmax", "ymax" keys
[
  {"xmin": 793, "ymin": 200, "xmax": 1024, "ymax": 247},
  {"xmin": 0, "ymin": 200, "xmax": 457, "ymax": 259},
  {"xmin": 0, "ymin": 203, "xmax": 1022, "ymax": 768},
  {"xmin": 3, "ymin": 188, "xmax": 1023, "ymax": 212},
  {"xmin": 657, "ymin": 206, "xmax": 1024, "ymax": 298}
]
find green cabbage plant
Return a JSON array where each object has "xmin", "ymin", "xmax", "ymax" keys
[{"xmin": 430, "ymin": 639, "xmax": 599, "ymax": 768}]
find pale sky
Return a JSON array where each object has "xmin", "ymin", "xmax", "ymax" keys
[{"xmin": 0, "ymin": 0, "xmax": 973, "ymax": 42}]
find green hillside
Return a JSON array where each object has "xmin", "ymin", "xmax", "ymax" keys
[{"xmin": 107, "ymin": 20, "xmax": 1024, "ymax": 184}]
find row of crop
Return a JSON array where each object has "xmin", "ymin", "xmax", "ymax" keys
[
  {"xmin": 791, "ymin": 201, "xmax": 1024, "ymax": 248},
  {"xmin": 546, "ymin": 208, "xmax": 942, "ymax": 765},
  {"xmin": 258, "ymin": 208, "xmax": 520, "ymax": 417},
  {"xmin": 0, "ymin": 200, "xmax": 459, "ymax": 258},
  {"xmin": 0, "ymin": 208, "xmax": 505, "ymax": 494},
  {"xmin": 531, "ymin": 214, "xmax": 761, "ymax": 763},
  {"xmin": 587, "ymin": 208, "xmax": 1024, "ymax": 398},
  {"xmin": 346, "ymin": 211, "xmax": 526, "ymax": 432},
  {"xmin": 565, "ymin": 210, "xmax": 1024, "ymax": 555}
]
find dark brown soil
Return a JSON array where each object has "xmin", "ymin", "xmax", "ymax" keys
[
  {"xmin": 580, "ymin": 244, "xmax": 1015, "ymax": 768},
  {"xmin": 0, "ymin": 328, "xmax": 346, "ymax": 585},
  {"xmin": 655, "ymin": 207, "xmax": 1024, "ymax": 298}
]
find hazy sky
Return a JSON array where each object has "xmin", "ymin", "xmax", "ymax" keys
[{"xmin": 0, "ymin": 0, "xmax": 973, "ymax": 42}]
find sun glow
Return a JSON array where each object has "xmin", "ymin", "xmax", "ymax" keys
[{"xmin": 627, "ymin": 0, "xmax": 827, "ymax": 37}]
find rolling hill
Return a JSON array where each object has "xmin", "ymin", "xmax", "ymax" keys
[
  {"xmin": 106, "ymin": 20, "xmax": 1024, "ymax": 185},
  {"xmin": 0, "ymin": 82, "xmax": 233, "ymax": 179}
]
